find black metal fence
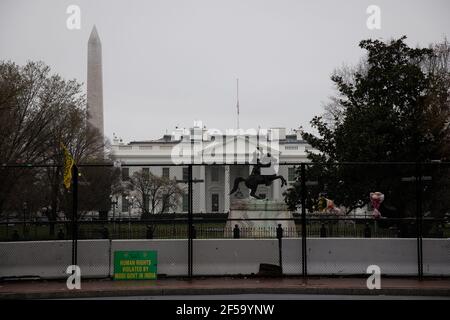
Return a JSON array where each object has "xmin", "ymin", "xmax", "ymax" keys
[
  {"xmin": 0, "ymin": 162, "xmax": 449, "ymax": 279},
  {"xmin": 3, "ymin": 216, "xmax": 446, "ymax": 241}
]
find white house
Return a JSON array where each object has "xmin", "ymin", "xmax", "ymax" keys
[{"xmin": 110, "ymin": 122, "xmax": 311, "ymax": 217}]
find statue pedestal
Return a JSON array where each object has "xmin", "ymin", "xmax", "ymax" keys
[{"xmin": 225, "ymin": 199, "xmax": 296, "ymax": 238}]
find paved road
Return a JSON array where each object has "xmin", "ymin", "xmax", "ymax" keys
[{"xmin": 66, "ymin": 294, "xmax": 450, "ymax": 300}]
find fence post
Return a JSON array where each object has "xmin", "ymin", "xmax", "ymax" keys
[
  {"xmin": 191, "ymin": 225, "xmax": 197, "ymax": 239},
  {"xmin": 364, "ymin": 222, "xmax": 371, "ymax": 238},
  {"xmin": 320, "ymin": 223, "xmax": 327, "ymax": 238},
  {"xmin": 71, "ymin": 165, "xmax": 78, "ymax": 267},
  {"xmin": 188, "ymin": 164, "xmax": 193, "ymax": 278},
  {"xmin": 416, "ymin": 162, "xmax": 424, "ymax": 279},
  {"xmin": 233, "ymin": 224, "xmax": 240, "ymax": 239},
  {"xmin": 300, "ymin": 163, "xmax": 307, "ymax": 279},
  {"xmin": 277, "ymin": 224, "xmax": 283, "ymax": 274}
]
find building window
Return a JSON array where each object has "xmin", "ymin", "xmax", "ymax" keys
[
  {"xmin": 121, "ymin": 195, "xmax": 129, "ymax": 212},
  {"xmin": 182, "ymin": 194, "xmax": 189, "ymax": 212},
  {"xmin": 211, "ymin": 193, "xmax": 219, "ymax": 212},
  {"xmin": 259, "ymin": 193, "xmax": 266, "ymax": 199},
  {"xmin": 162, "ymin": 167, "xmax": 170, "ymax": 179},
  {"xmin": 211, "ymin": 167, "xmax": 219, "ymax": 182},
  {"xmin": 182, "ymin": 167, "xmax": 189, "ymax": 182},
  {"xmin": 288, "ymin": 167, "xmax": 296, "ymax": 182},
  {"xmin": 122, "ymin": 168, "xmax": 130, "ymax": 180}
]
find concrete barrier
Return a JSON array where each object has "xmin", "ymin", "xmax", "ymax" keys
[
  {"xmin": 193, "ymin": 239, "xmax": 279, "ymax": 275},
  {"xmin": 286, "ymin": 238, "xmax": 419, "ymax": 275},
  {"xmin": 77, "ymin": 240, "xmax": 111, "ymax": 278},
  {"xmin": 0, "ymin": 240, "xmax": 110, "ymax": 279},
  {"xmin": 423, "ymin": 239, "xmax": 450, "ymax": 276},
  {"xmin": 284, "ymin": 238, "xmax": 450, "ymax": 275},
  {"xmin": 1, "ymin": 238, "xmax": 448, "ymax": 279}
]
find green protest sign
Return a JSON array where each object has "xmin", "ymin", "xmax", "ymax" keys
[{"xmin": 114, "ymin": 251, "xmax": 157, "ymax": 280}]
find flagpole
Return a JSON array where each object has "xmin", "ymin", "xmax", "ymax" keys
[{"xmin": 236, "ymin": 78, "xmax": 240, "ymax": 129}]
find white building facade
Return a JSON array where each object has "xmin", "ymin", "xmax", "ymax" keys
[{"xmin": 111, "ymin": 122, "xmax": 311, "ymax": 217}]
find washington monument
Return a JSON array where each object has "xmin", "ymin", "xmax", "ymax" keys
[{"xmin": 87, "ymin": 25, "xmax": 104, "ymax": 137}]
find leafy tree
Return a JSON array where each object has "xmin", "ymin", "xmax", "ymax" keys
[{"xmin": 285, "ymin": 37, "xmax": 450, "ymax": 221}]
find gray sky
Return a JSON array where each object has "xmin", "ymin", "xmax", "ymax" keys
[{"xmin": 1, "ymin": 0, "xmax": 449, "ymax": 142}]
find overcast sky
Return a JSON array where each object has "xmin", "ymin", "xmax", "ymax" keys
[{"xmin": 1, "ymin": 0, "xmax": 449, "ymax": 142}]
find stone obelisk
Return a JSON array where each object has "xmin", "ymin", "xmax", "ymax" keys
[{"xmin": 87, "ymin": 25, "xmax": 104, "ymax": 137}]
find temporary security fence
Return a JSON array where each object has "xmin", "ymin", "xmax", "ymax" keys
[{"xmin": 0, "ymin": 162, "xmax": 449, "ymax": 279}]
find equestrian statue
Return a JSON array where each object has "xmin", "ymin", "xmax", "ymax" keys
[{"xmin": 229, "ymin": 148, "xmax": 287, "ymax": 199}]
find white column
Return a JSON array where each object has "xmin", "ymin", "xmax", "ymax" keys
[
  {"xmin": 224, "ymin": 165, "xmax": 230, "ymax": 213},
  {"xmin": 273, "ymin": 179, "xmax": 281, "ymax": 201},
  {"xmin": 271, "ymin": 157, "xmax": 281, "ymax": 200},
  {"xmin": 199, "ymin": 166, "xmax": 206, "ymax": 213},
  {"xmin": 248, "ymin": 165, "xmax": 253, "ymax": 199}
]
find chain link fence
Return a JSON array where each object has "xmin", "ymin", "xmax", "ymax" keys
[{"xmin": 1, "ymin": 162, "xmax": 449, "ymax": 279}]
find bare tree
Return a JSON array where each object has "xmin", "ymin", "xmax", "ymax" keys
[
  {"xmin": 125, "ymin": 171, "xmax": 183, "ymax": 218},
  {"xmin": 322, "ymin": 59, "xmax": 369, "ymax": 127},
  {"xmin": 0, "ymin": 61, "xmax": 87, "ymax": 219},
  {"xmin": 0, "ymin": 60, "xmax": 116, "ymax": 236},
  {"xmin": 41, "ymin": 94, "xmax": 108, "ymax": 233}
]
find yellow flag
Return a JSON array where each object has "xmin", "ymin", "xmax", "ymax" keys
[{"xmin": 61, "ymin": 142, "xmax": 75, "ymax": 190}]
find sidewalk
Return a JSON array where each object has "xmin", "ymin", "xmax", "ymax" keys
[{"xmin": 1, "ymin": 277, "xmax": 449, "ymax": 299}]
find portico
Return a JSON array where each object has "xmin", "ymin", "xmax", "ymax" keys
[{"xmin": 111, "ymin": 122, "xmax": 310, "ymax": 216}]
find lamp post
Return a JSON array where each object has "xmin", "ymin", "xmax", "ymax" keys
[
  {"xmin": 125, "ymin": 195, "xmax": 135, "ymax": 238},
  {"xmin": 109, "ymin": 195, "xmax": 118, "ymax": 232}
]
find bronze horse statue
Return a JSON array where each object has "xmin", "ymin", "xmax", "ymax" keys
[{"xmin": 230, "ymin": 157, "xmax": 287, "ymax": 199}]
